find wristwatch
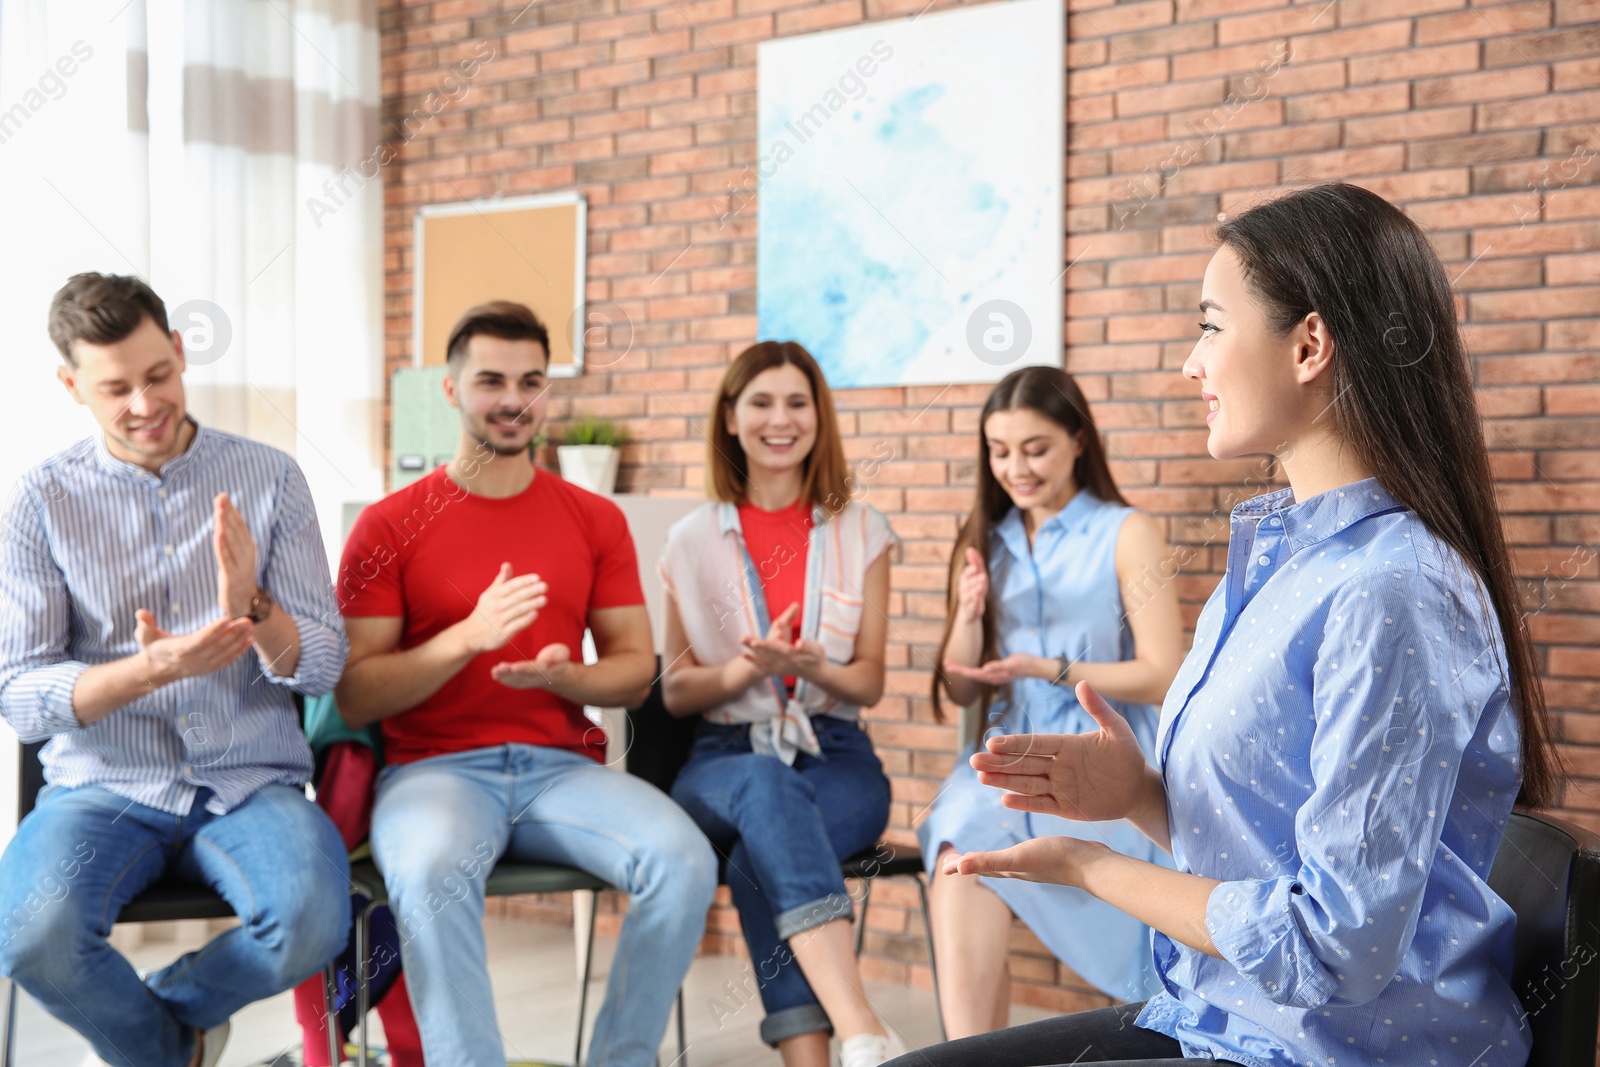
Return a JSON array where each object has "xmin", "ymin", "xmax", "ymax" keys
[
  {"xmin": 1052, "ymin": 653, "xmax": 1073, "ymax": 687},
  {"xmin": 246, "ymin": 587, "xmax": 275, "ymax": 624}
]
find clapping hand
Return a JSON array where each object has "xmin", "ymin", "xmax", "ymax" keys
[
  {"xmin": 490, "ymin": 642, "xmax": 573, "ymax": 690},
  {"xmin": 969, "ymin": 681, "xmax": 1149, "ymax": 824},
  {"xmin": 213, "ymin": 493, "xmax": 259, "ymax": 618},
  {"xmin": 738, "ymin": 603, "xmax": 824, "ymax": 680}
]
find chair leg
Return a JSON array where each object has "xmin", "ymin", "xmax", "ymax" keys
[
  {"xmin": 1, "ymin": 978, "xmax": 16, "ymax": 1067},
  {"xmin": 676, "ymin": 986, "xmax": 687, "ymax": 1066},
  {"xmin": 914, "ymin": 874, "xmax": 946, "ymax": 1042},
  {"xmin": 574, "ymin": 893, "xmax": 599, "ymax": 1067},
  {"xmin": 357, "ymin": 900, "xmax": 378, "ymax": 1067},
  {"xmin": 323, "ymin": 964, "xmax": 343, "ymax": 1067},
  {"xmin": 855, "ymin": 876, "xmax": 873, "ymax": 956}
]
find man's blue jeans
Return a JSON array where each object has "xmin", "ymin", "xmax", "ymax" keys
[
  {"xmin": 369, "ymin": 743, "xmax": 718, "ymax": 1067},
  {"xmin": 0, "ymin": 783, "xmax": 350, "ymax": 1067},
  {"xmin": 670, "ymin": 715, "xmax": 891, "ymax": 1046}
]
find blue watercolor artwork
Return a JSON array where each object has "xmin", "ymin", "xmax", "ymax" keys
[{"xmin": 756, "ymin": 0, "xmax": 1063, "ymax": 388}]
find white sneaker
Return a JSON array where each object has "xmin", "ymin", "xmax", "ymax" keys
[
  {"xmin": 195, "ymin": 1020, "xmax": 231, "ymax": 1067},
  {"xmin": 839, "ymin": 1024, "xmax": 909, "ymax": 1067}
]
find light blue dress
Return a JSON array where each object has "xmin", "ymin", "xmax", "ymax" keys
[{"xmin": 919, "ymin": 489, "xmax": 1170, "ymax": 1002}]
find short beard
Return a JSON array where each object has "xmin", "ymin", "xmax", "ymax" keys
[{"xmin": 467, "ymin": 423, "xmax": 535, "ymax": 459}]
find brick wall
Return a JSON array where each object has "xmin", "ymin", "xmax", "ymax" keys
[{"xmin": 379, "ymin": 0, "xmax": 1600, "ymax": 1018}]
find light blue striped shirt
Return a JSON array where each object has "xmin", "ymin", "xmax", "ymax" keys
[{"xmin": 0, "ymin": 420, "xmax": 347, "ymax": 815}]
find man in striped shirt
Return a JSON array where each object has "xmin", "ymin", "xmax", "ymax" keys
[{"xmin": 0, "ymin": 273, "xmax": 351, "ymax": 1067}]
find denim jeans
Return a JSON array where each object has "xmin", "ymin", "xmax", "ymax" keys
[
  {"xmin": 670, "ymin": 715, "xmax": 891, "ymax": 1046},
  {"xmin": 0, "ymin": 783, "xmax": 350, "ymax": 1067},
  {"xmin": 881, "ymin": 1003, "xmax": 1234, "ymax": 1067},
  {"xmin": 369, "ymin": 743, "xmax": 718, "ymax": 1067}
]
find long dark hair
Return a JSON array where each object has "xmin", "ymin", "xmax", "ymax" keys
[
  {"xmin": 931, "ymin": 367, "xmax": 1127, "ymax": 738},
  {"xmin": 1216, "ymin": 182, "xmax": 1558, "ymax": 808}
]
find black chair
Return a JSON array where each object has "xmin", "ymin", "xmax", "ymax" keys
[
  {"xmin": 626, "ymin": 672, "xmax": 946, "ymax": 1044},
  {"xmin": 1485, "ymin": 809, "xmax": 1600, "ymax": 1067},
  {"xmin": 0, "ymin": 740, "xmax": 341, "ymax": 1067}
]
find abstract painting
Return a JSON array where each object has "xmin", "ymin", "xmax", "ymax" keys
[{"xmin": 756, "ymin": 0, "xmax": 1064, "ymax": 388}]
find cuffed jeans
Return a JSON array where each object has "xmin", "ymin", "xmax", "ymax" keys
[
  {"xmin": 881, "ymin": 1003, "xmax": 1236, "ymax": 1067},
  {"xmin": 670, "ymin": 715, "xmax": 891, "ymax": 1046},
  {"xmin": 0, "ymin": 783, "xmax": 350, "ymax": 1067},
  {"xmin": 369, "ymin": 743, "xmax": 718, "ymax": 1067}
]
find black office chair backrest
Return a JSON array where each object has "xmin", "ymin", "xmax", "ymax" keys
[
  {"xmin": 17, "ymin": 741, "xmax": 46, "ymax": 822},
  {"xmin": 622, "ymin": 659, "xmax": 697, "ymax": 795},
  {"xmin": 1485, "ymin": 810, "xmax": 1600, "ymax": 1067}
]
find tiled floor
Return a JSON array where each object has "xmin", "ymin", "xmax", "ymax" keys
[{"xmin": 10, "ymin": 916, "xmax": 1050, "ymax": 1065}]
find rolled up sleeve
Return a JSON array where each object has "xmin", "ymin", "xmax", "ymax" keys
[
  {"xmin": 0, "ymin": 484, "xmax": 89, "ymax": 739},
  {"xmin": 258, "ymin": 463, "xmax": 348, "ymax": 695}
]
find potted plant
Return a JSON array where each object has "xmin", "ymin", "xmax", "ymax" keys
[{"xmin": 556, "ymin": 414, "xmax": 629, "ymax": 494}]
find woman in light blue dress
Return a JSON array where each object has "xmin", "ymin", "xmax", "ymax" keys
[{"xmin": 920, "ymin": 366, "xmax": 1184, "ymax": 1036}]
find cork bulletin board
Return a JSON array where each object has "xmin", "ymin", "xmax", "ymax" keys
[{"xmin": 413, "ymin": 192, "xmax": 587, "ymax": 375}]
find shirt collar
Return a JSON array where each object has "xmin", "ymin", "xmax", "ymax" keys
[
  {"xmin": 993, "ymin": 489, "xmax": 1102, "ymax": 559},
  {"xmin": 1231, "ymin": 476, "xmax": 1404, "ymax": 551},
  {"xmin": 92, "ymin": 416, "xmax": 208, "ymax": 484}
]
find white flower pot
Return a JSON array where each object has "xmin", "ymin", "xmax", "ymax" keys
[{"xmin": 557, "ymin": 444, "xmax": 620, "ymax": 494}]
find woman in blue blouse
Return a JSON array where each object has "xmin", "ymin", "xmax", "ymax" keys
[
  {"xmin": 893, "ymin": 183, "xmax": 1559, "ymax": 1067},
  {"xmin": 921, "ymin": 366, "xmax": 1185, "ymax": 1035}
]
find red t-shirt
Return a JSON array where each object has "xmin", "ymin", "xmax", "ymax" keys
[
  {"xmin": 338, "ymin": 467, "xmax": 644, "ymax": 765},
  {"xmin": 738, "ymin": 500, "xmax": 813, "ymax": 688}
]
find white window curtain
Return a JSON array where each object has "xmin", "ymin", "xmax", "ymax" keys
[
  {"xmin": 0, "ymin": 0, "xmax": 385, "ymax": 835},
  {"xmin": 0, "ymin": 0, "xmax": 384, "ymax": 563}
]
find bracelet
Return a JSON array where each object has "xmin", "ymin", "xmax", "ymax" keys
[{"xmin": 1052, "ymin": 653, "xmax": 1073, "ymax": 687}]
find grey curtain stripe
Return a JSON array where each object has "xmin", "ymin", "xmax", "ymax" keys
[
  {"xmin": 128, "ymin": 50, "xmax": 149, "ymax": 134},
  {"xmin": 184, "ymin": 66, "xmax": 380, "ymax": 167}
]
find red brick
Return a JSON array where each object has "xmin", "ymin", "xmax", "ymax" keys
[
  {"xmin": 1338, "ymin": 0, "xmax": 1464, "ymax": 22},
  {"xmin": 1284, "ymin": 144, "xmax": 1405, "ymax": 181},
  {"xmin": 1410, "ymin": 131, "xmax": 1543, "ymax": 169},
  {"xmin": 1481, "ymin": 90, "xmax": 1600, "ymax": 130},
  {"xmin": 1416, "ymin": 2, "xmax": 1551, "ymax": 44},
  {"xmin": 1115, "ymin": 21, "xmax": 1217, "ymax": 58},
  {"xmin": 1218, "ymin": 5, "xmax": 1329, "ymax": 45},
  {"xmin": 1163, "ymin": 158, "xmax": 1279, "ymax": 198},
  {"xmin": 1547, "ymin": 385, "xmax": 1600, "ymax": 416},
  {"xmin": 1224, "ymin": 122, "xmax": 1341, "ymax": 160},
  {"xmin": 1416, "ymin": 68, "xmax": 1550, "ymax": 109},
  {"xmin": 775, "ymin": 0, "xmax": 863, "ymax": 34},
  {"xmin": 1353, "ymin": 168, "xmax": 1472, "ymax": 202},
  {"xmin": 1247, "ymin": 58, "xmax": 1346, "ymax": 97},
  {"xmin": 1343, "ymin": 106, "xmax": 1475, "ymax": 144},
  {"xmin": 1406, "ymin": 194, "xmax": 1530, "ymax": 230},
  {"xmin": 1478, "ymin": 353, "xmax": 1600, "ymax": 383},
  {"xmin": 1284, "ymin": 82, "xmax": 1410, "ymax": 122},
  {"xmin": 1068, "ymin": 0, "xmax": 1171, "ymax": 36},
  {"xmin": 1472, "ymin": 221, "xmax": 1600, "ymax": 258},
  {"xmin": 1547, "ymin": 251, "xmax": 1600, "ymax": 285},
  {"xmin": 1117, "ymin": 79, "xmax": 1225, "ymax": 118},
  {"xmin": 1068, "ymin": 59, "xmax": 1171, "ymax": 96},
  {"xmin": 1350, "ymin": 42, "xmax": 1481, "ymax": 85},
  {"xmin": 1486, "ymin": 24, "xmax": 1600, "ymax": 66},
  {"xmin": 1554, "ymin": 58, "xmax": 1600, "ymax": 91},
  {"xmin": 1291, "ymin": 20, "xmax": 1414, "ymax": 63}
]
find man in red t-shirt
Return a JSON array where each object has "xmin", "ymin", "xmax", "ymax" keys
[{"xmin": 335, "ymin": 301, "xmax": 715, "ymax": 1067}]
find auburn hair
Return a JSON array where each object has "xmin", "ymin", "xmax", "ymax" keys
[{"xmin": 705, "ymin": 341, "xmax": 850, "ymax": 513}]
